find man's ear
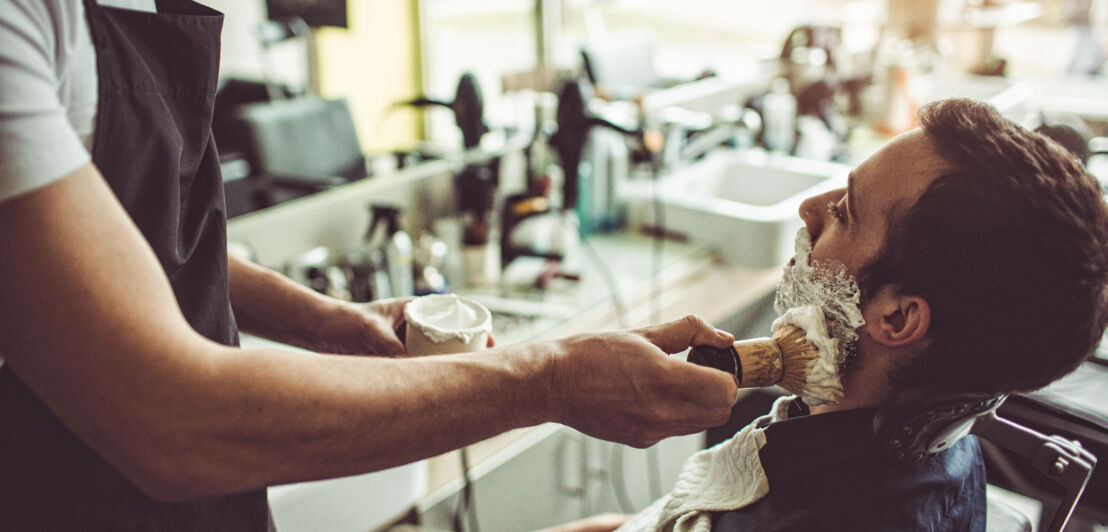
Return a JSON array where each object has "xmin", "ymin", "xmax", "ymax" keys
[{"xmin": 864, "ymin": 285, "xmax": 931, "ymax": 348}]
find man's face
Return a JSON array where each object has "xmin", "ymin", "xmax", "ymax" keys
[
  {"xmin": 774, "ymin": 129, "xmax": 947, "ymax": 377},
  {"xmin": 799, "ymin": 130, "xmax": 946, "ymax": 280}
]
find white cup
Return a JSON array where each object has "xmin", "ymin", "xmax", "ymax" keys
[{"xmin": 403, "ymin": 294, "xmax": 492, "ymax": 355}]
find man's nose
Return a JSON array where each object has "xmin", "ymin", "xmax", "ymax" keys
[{"xmin": 798, "ymin": 188, "xmax": 845, "ymax": 238}]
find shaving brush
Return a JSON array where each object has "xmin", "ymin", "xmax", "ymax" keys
[{"xmin": 688, "ymin": 323, "xmax": 834, "ymax": 399}]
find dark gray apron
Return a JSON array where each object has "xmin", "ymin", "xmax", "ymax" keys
[{"xmin": 0, "ymin": 0, "xmax": 270, "ymax": 529}]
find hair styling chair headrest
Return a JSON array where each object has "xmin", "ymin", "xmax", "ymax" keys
[{"xmin": 873, "ymin": 387, "xmax": 1008, "ymax": 463}]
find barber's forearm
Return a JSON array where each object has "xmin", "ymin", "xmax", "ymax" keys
[
  {"xmin": 130, "ymin": 339, "xmax": 550, "ymax": 501},
  {"xmin": 227, "ymin": 254, "xmax": 348, "ymax": 351}
]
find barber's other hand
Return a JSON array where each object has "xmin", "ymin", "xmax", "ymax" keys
[
  {"xmin": 546, "ymin": 315, "xmax": 738, "ymax": 448},
  {"xmin": 318, "ymin": 297, "xmax": 496, "ymax": 356},
  {"xmin": 312, "ymin": 297, "xmax": 411, "ymax": 356}
]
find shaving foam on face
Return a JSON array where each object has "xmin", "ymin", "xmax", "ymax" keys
[
  {"xmin": 404, "ymin": 294, "xmax": 492, "ymax": 344},
  {"xmin": 774, "ymin": 228, "xmax": 865, "ymax": 405},
  {"xmin": 772, "ymin": 306, "xmax": 842, "ymax": 405}
]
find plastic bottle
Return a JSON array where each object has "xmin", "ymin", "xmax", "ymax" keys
[
  {"xmin": 380, "ymin": 206, "xmax": 415, "ymax": 298},
  {"xmin": 763, "ymin": 77, "xmax": 797, "ymax": 154},
  {"xmin": 364, "ymin": 204, "xmax": 414, "ymax": 299},
  {"xmin": 387, "ymin": 230, "xmax": 414, "ymax": 298}
]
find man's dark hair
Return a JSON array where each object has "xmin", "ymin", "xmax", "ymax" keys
[{"xmin": 860, "ymin": 98, "xmax": 1108, "ymax": 394}]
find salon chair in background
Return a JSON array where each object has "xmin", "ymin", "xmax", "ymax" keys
[
  {"xmin": 213, "ymin": 77, "xmax": 300, "ymax": 158},
  {"xmin": 579, "ymin": 29, "xmax": 702, "ymax": 102},
  {"xmin": 1031, "ymin": 110, "xmax": 1108, "ymax": 193},
  {"xmin": 233, "ymin": 96, "xmax": 370, "ymax": 210},
  {"xmin": 212, "ymin": 77, "xmax": 301, "ymax": 217}
]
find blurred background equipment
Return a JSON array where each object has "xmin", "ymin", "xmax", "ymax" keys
[
  {"xmin": 579, "ymin": 28, "xmax": 684, "ymax": 100},
  {"xmin": 396, "ymin": 73, "xmax": 490, "ymax": 151},
  {"xmin": 235, "ymin": 96, "xmax": 368, "ymax": 207}
]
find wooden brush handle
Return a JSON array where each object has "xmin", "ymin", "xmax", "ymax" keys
[{"xmin": 732, "ymin": 338, "xmax": 784, "ymax": 388}]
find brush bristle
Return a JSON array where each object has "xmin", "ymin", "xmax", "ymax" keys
[{"xmin": 772, "ymin": 323, "xmax": 822, "ymax": 396}]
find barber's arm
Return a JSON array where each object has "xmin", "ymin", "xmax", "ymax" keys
[
  {"xmin": 227, "ymin": 254, "xmax": 410, "ymax": 355},
  {"xmin": 0, "ymin": 163, "xmax": 738, "ymax": 502}
]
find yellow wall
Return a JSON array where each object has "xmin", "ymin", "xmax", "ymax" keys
[{"xmin": 316, "ymin": 1, "xmax": 424, "ymax": 153}]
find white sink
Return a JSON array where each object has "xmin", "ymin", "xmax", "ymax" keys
[
  {"xmin": 918, "ymin": 75, "xmax": 1032, "ymax": 118},
  {"xmin": 626, "ymin": 149, "xmax": 846, "ymax": 267},
  {"xmin": 268, "ymin": 462, "xmax": 426, "ymax": 532}
]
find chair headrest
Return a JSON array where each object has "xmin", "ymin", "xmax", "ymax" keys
[
  {"xmin": 873, "ymin": 387, "xmax": 1007, "ymax": 462},
  {"xmin": 235, "ymin": 97, "xmax": 365, "ymax": 180}
]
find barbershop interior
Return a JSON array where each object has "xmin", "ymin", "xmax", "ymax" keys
[
  {"xmin": 15, "ymin": 0, "xmax": 1108, "ymax": 530},
  {"xmin": 200, "ymin": 1, "xmax": 1108, "ymax": 530}
]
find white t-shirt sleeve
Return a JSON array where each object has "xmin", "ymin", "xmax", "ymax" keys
[{"xmin": 0, "ymin": 0, "xmax": 94, "ymax": 202}]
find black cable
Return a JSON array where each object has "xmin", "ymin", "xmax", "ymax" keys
[
  {"xmin": 647, "ymin": 445, "xmax": 664, "ymax": 501},
  {"xmin": 574, "ymin": 215, "xmax": 629, "ymax": 329},
  {"xmin": 609, "ymin": 443, "xmax": 635, "ymax": 513},
  {"xmin": 648, "ymin": 160, "xmax": 667, "ymax": 499},
  {"xmin": 651, "ymin": 161, "xmax": 666, "ymax": 325},
  {"xmin": 452, "ymin": 448, "xmax": 480, "ymax": 532},
  {"xmin": 451, "ymin": 454, "xmax": 465, "ymax": 532},
  {"xmin": 595, "ymin": 161, "xmax": 670, "ymax": 513}
]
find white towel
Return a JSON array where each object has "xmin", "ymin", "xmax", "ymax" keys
[{"xmin": 615, "ymin": 396, "xmax": 796, "ymax": 532}]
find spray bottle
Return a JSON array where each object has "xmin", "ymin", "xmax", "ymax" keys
[{"xmin": 365, "ymin": 204, "xmax": 414, "ymax": 298}]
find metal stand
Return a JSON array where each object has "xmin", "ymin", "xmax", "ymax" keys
[{"xmin": 973, "ymin": 412, "xmax": 1098, "ymax": 532}]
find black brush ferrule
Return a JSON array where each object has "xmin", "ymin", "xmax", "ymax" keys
[{"xmin": 687, "ymin": 345, "xmax": 742, "ymax": 383}]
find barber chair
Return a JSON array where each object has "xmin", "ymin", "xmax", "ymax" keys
[
  {"xmin": 579, "ymin": 29, "xmax": 686, "ymax": 101},
  {"xmin": 986, "ymin": 358, "xmax": 1108, "ymax": 529},
  {"xmin": 706, "ymin": 373, "xmax": 1101, "ymax": 532},
  {"xmin": 213, "ymin": 78, "xmax": 301, "ymax": 217},
  {"xmin": 233, "ymin": 96, "xmax": 368, "ymax": 209},
  {"xmin": 213, "ymin": 77, "xmax": 299, "ymax": 159},
  {"xmin": 874, "ymin": 381, "xmax": 1101, "ymax": 532}
]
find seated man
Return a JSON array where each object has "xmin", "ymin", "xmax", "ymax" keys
[{"xmin": 617, "ymin": 98, "xmax": 1108, "ymax": 532}]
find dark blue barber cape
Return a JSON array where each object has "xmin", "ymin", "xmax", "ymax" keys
[{"xmin": 713, "ymin": 400, "xmax": 986, "ymax": 532}]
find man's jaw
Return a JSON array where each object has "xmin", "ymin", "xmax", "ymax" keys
[{"xmin": 775, "ymin": 228, "xmax": 866, "ymax": 372}]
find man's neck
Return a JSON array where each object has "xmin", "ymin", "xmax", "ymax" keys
[
  {"xmin": 809, "ymin": 392, "xmax": 886, "ymax": 415},
  {"xmin": 808, "ymin": 362, "xmax": 896, "ymax": 415}
]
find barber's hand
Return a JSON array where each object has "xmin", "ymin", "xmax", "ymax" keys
[
  {"xmin": 319, "ymin": 297, "xmax": 496, "ymax": 356},
  {"xmin": 547, "ymin": 315, "xmax": 738, "ymax": 448},
  {"xmin": 310, "ymin": 297, "xmax": 411, "ymax": 356},
  {"xmin": 353, "ymin": 298, "xmax": 413, "ymax": 355}
]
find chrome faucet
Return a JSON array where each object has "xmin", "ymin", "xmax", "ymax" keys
[{"xmin": 653, "ymin": 105, "xmax": 762, "ymax": 171}]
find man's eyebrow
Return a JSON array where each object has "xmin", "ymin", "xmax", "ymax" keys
[{"xmin": 846, "ymin": 173, "xmax": 859, "ymax": 223}]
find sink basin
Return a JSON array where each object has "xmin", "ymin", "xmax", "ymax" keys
[
  {"xmin": 918, "ymin": 75, "xmax": 1032, "ymax": 118},
  {"xmin": 626, "ymin": 149, "xmax": 847, "ymax": 267},
  {"xmin": 268, "ymin": 462, "xmax": 426, "ymax": 532}
]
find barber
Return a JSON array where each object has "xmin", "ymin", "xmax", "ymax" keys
[{"xmin": 0, "ymin": 1, "xmax": 738, "ymax": 529}]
